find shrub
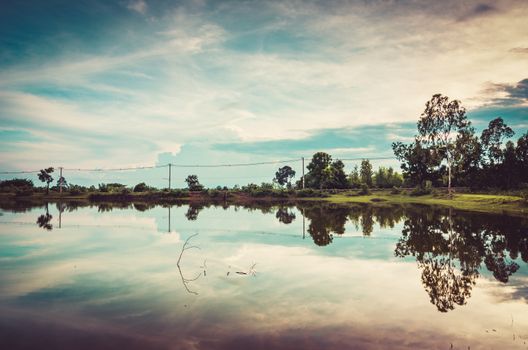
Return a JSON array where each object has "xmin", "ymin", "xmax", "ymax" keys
[
  {"xmin": 521, "ymin": 190, "xmax": 528, "ymax": 203},
  {"xmin": 358, "ymin": 183, "xmax": 370, "ymax": 195},
  {"xmin": 390, "ymin": 186, "xmax": 401, "ymax": 194},
  {"xmin": 0, "ymin": 179, "xmax": 34, "ymax": 193},
  {"xmin": 410, "ymin": 180, "xmax": 433, "ymax": 196},
  {"xmin": 133, "ymin": 182, "xmax": 149, "ymax": 192}
]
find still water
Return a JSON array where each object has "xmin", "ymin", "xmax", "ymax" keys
[{"xmin": 0, "ymin": 201, "xmax": 527, "ymax": 349}]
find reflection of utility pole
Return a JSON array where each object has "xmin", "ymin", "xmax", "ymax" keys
[
  {"xmin": 168, "ymin": 206, "xmax": 171, "ymax": 233},
  {"xmin": 302, "ymin": 207, "xmax": 305, "ymax": 239}
]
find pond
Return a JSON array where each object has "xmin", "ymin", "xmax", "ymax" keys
[{"xmin": 0, "ymin": 201, "xmax": 527, "ymax": 349}]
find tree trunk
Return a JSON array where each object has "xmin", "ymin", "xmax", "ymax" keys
[{"xmin": 448, "ymin": 156, "xmax": 452, "ymax": 198}]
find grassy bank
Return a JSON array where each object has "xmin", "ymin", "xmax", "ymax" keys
[
  {"xmin": 318, "ymin": 192, "xmax": 528, "ymax": 217},
  {"xmin": 1, "ymin": 189, "xmax": 527, "ymax": 217}
]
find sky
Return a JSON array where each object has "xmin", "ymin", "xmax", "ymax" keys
[{"xmin": 0, "ymin": 0, "xmax": 527, "ymax": 187}]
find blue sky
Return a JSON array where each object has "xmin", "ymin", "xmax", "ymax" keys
[{"xmin": 0, "ymin": 0, "xmax": 527, "ymax": 187}]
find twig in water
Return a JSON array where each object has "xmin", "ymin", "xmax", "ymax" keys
[{"xmin": 177, "ymin": 233, "xmax": 202, "ymax": 295}]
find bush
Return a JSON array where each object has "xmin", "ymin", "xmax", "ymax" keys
[
  {"xmin": 133, "ymin": 182, "xmax": 150, "ymax": 192},
  {"xmin": 521, "ymin": 190, "xmax": 528, "ymax": 203},
  {"xmin": 0, "ymin": 179, "xmax": 34, "ymax": 193},
  {"xmin": 69, "ymin": 185, "xmax": 86, "ymax": 195},
  {"xmin": 358, "ymin": 183, "xmax": 370, "ymax": 195},
  {"xmin": 390, "ymin": 186, "xmax": 401, "ymax": 194},
  {"xmin": 410, "ymin": 180, "xmax": 433, "ymax": 196}
]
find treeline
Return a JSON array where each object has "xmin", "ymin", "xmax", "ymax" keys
[
  {"xmin": 393, "ymin": 94, "xmax": 528, "ymax": 190},
  {"xmin": 0, "ymin": 154, "xmax": 402, "ymax": 196},
  {"xmin": 280, "ymin": 152, "xmax": 402, "ymax": 190}
]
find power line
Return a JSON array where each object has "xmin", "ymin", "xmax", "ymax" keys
[
  {"xmin": 0, "ymin": 156, "xmax": 396, "ymax": 175},
  {"xmin": 340, "ymin": 156, "xmax": 395, "ymax": 161}
]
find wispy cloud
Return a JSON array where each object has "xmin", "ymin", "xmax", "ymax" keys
[
  {"xmin": 0, "ymin": 0, "xmax": 527, "ymax": 176},
  {"xmin": 126, "ymin": 0, "xmax": 148, "ymax": 15}
]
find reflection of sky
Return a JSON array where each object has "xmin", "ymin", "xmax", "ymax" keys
[{"xmin": 1, "ymin": 205, "xmax": 527, "ymax": 349}]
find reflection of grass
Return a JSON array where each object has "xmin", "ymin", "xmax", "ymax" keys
[{"xmin": 318, "ymin": 192, "xmax": 527, "ymax": 217}]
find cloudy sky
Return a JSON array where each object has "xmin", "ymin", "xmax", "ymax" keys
[{"xmin": 0, "ymin": 0, "xmax": 527, "ymax": 187}]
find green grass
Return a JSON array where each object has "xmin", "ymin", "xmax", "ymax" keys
[{"xmin": 317, "ymin": 191, "xmax": 528, "ymax": 217}]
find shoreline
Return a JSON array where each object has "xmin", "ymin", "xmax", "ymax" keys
[{"xmin": 1, "ymin": 190, "xmax": 527, "ymax": 217}]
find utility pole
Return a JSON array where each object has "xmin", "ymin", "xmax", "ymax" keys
[
  {"xmin": 301, "ymin": 157, "xmax": 305, "ymax": 189},
  {"xmin": 168, "ymin": 163, "xmax": 172, "ymax": 190},
  {"xmin": 59, "ymin": 167, "xmax": 63, "ymax": 194}
]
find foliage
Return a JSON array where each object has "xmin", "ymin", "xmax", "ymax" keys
[
  {"xmin": 0, "ymin": 178, "xmax": 34, "ymax": 193},
  {"xmin": 348, "ymin": 165, "xmax": 361, "ymax": 188},
  {"xmin": 98, "ymin": 183, "xmax": 126, "ymax": 193},
  {"xmin": 373, "ymin": 166, "xmax": 403, "ymax": 188},
  {"xmin": 274, "ymin": 166, "xmax": 296, "ymax": 188},
  {"xmin": 37, "ymin": 167, "xmax": 54, "ymax": 194},
  {"xmin": 358, "ymin": 183, "xmax": 370, "ymax": 195},
  {"xmin": 410, "ymin": 180, "xmax": 433, "ymax": 196},
  {"xmin": 133, "ymin": 182, "xmax": 153, "ymax": 192},
  {"xmin": 360, "ymin": 159, "xmax": 373, "ymax": 187},
  {"xmin": 393, "ymin": 94, "xmax": 527, "ymax": 190},
  {"xmin": 185, "ymin": 175, "xmax": 204, "ymax": 191}
]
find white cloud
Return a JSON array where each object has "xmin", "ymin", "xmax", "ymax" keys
[
  {"xmin": 126, "ymin": 0, "xmax": 147, "ymax": 15},
  {"xmin": 0, "ymin": 0, "xmax": 527, "ymax": 171}
]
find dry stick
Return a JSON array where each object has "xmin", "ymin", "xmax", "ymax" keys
[{"xmin": 177, "ymin": 233, "xmax": 201, "ymax": 295}]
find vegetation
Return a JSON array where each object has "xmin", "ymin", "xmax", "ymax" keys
[
  {"xmin": 274, "ymin": 165, "xmax": 296, "ymax": 188},
  {"xmin": 185, "ymin": 175, "xmax": 204, "ymax": 191},
  {"xmin": 37, "ymin": 167, "xmax": 54, "ymax": 194},
  {"xmin": 393, "ymin": 94, "xmax": 528, "ymax": 191}
]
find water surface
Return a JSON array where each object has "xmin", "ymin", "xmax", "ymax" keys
[{"xmin": 1, "ymin": 202, "xmax": 527, "ymax": 349}]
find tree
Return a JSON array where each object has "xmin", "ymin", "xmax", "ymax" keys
[
  {"xmin": 274, "ymin": 166, "xmax": 296, "ymax": 188},
  {"xmin": 325, "ymin": 160, "xmax": 348, "ymax": 189},
  {"xmin": 185, "ymin": 175, "xmax": 203, "ymax": 191},
  {"xmin": 360, "ymin": 159, "xmax": 373, "ymax": 187},
  {"xmin": 481, "ymin": 117, "xmax": 514, "ymax": 166},
  {"xmin": 452, "ymin": 128, "xmax": 482, "ymax": 188},
  {"xmin": 133, "ymin": 182, "xmax": 150, "ymax": 192},
  {"xmin": 305, "ymin": 152, "xmax": 332, "ymax": 189},
  {"xmin": 374, "ymin": 166, "xmax": 403, "ymax": 188},
  {"xmin": 37, "ymin": 167, "xmax": 54, "ymax": 194},
  {"xmin": 417, "ymin": 94, "xmax": 470, "ymax": 195},
  {"xmin": 516, "ymin": 132, "xmax": 528, "ymax": 183},
  {"xmin": 348, "ymin": 165, "xmax": 361, "ymax": 188}
]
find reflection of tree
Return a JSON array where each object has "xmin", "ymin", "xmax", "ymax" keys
[
  {"xmin": 185, "ymin": 204, "xmax": 204, "ymax": 221},
  {"xmin": 395, "ymin": 207, "xmax": 527, "ymax": 312},
  {"xmin": 36, "ymin": 203, "xmax": 53, "ymax": 230},
  {"xmin": 296, "ymin": 203, "xmax": 407, "ymax": 246},
  {"xmin": 275, "ymin": 207, "xmax": 296, "ymax": 224},
  {"xmin": 302, "ymin": 204, "xmax": 348, "ymax": 246}
]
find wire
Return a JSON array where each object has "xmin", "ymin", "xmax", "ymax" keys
[{"xmin": 0, "ymin": 156, "xmax": 397, "ymax": 175}]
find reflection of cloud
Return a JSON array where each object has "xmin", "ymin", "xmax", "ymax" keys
[{"xmin": 488, "ymin": 276, "xmax": 528, "ymax": 304}]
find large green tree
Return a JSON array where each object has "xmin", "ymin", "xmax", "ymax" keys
[
  {"xmin": 417, "ymin": 94, "xmax": 470, "ymax": 195},
  {"xmin": 480, "ymin": 117, "xmax": 514, "ymax": 166},
  {"xmin": 392, "ymin": 139, "xmax": 443, "ymax": 187},
  {"xmin": 305, "ymin": 152, "xmax": 332, "ymax": 189}
]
